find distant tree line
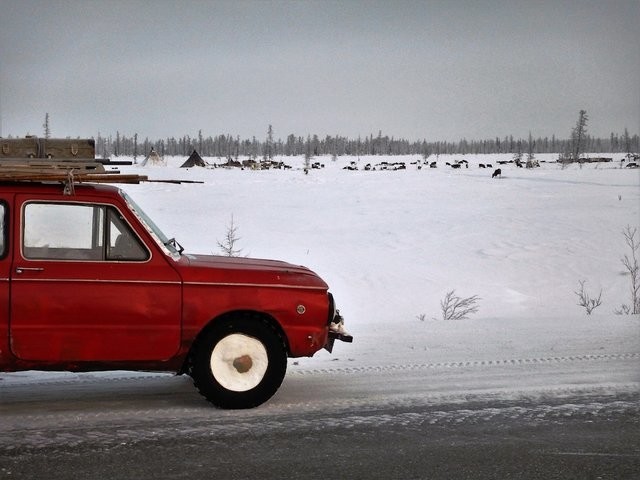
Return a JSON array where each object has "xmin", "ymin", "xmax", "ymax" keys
[
  {"xmin": 0, "ymin": 122, "xmax": 624, "ymax": 159},
  {"xmin": 94, "ymin": 127, "xmax": 639, "ymax": 160},
  {"xmin": 6, "ymin": 113, "xmax": 636, "ymax": 159}
]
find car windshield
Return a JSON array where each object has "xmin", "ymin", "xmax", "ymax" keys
[{"xmin": 120, "ymin": 191, "xmax": 181, "ymax": 256}]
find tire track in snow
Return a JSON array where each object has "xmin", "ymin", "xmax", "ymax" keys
[
  {"xmin": 1, "ymin": 352, "xmax": 637, "ymax": 388},
  {"xmin": 1, "ymin": 353, "xmax": 637, "ymax": 388},
  {"xmin": 290, "ymin": 352, "xmax": 640, "ymax": 376}
]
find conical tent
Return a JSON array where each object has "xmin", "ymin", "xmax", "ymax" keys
[
  {"xmin": 181, "ymin": 149, "xmax": 206, "ymax": 168},
  {"xmin": 140, "ymin": 148, "xmax": 166, "ymax": 166}
]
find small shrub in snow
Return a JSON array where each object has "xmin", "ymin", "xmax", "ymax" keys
[
  {"xmin": 614, "ymin": 304, "xmax": 632, "ymax": 315},
  {"xmin": 440, "ymin": 290, "xmax": 480, "ymax": 321},
  {"xmin": 217, "ymin": 214, "xmax": 243, "ymax": 257},
  {"xmin": 575, "ymin": 280, "xmax": 602, "ymax": 315}
]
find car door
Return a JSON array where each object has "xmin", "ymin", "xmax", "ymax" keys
[{"xmin": 9, "ymin": 194, "xmax": 182, "ymax": 363}]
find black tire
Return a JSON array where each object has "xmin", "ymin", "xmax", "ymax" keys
[{"xmin": 190, "ymin": 315, "xmax": 287, "ymax": 409}]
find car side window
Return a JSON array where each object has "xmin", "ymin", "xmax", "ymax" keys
[
  {"xmin": 106, "ymin": 209, "xmax": 148, "ymax": 261},
  {"xmin": 23, "ymin": 203, "xmax": 149, "ymax": 261}
]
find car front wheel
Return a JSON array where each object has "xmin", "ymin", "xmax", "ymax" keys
[{"xmin": 191, "ymin": 316, "xmax": 287, "ymax": 409}]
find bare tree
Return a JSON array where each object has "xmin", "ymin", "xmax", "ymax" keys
[
  {"xmin": 575, "ymin": 280, "xmax": 602, "ymax": 315},
  {"xmin": 526, "ymin": 131, "xmax": 539, "ymax": 168},
  {"xmin": 440, "ymin": 290, "xmax": 480, "ymax": 320},
  {"xmin": 42, "ymin": 113, "xmax": 51, "ymax": 139},
  {"xmin": 304, "ymin": 135, "xmax": 313, "ymax": 174},
  {"xmin": 264, "ymin": 124, "xmax": 274, "ymax": 163},
  {"xmin": 133, "ymin": 133, "xmax": 138, "ymax": 164},
  {"xmin": 623, "ymin": 128, "xmax": 632, "ymax": 155},
  {"xmin": 616, "ymin": 226, "xmax": 639, "ymax": 314},
  {"xmin": 571, "ymin": 109, "xmax": 588, "ymax": 162},
  {"xmin": 217, "ymin": 215, "xmax": 243, "ymax": 257}
]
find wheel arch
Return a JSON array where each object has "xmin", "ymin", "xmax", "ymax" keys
[{"xmin": 180, "ymin": 310, "xmax": 290, "ymax": 374}]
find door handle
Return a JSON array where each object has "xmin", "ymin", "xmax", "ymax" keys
[{"xmin": 15, "ymin": 267, "xmax": 45, "ymax": 274}]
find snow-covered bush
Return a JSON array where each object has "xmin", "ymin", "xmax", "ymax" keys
[
  {"xmin": 440, "ymin": 290, "xmax": 480, "ymax": 321},
  {"xmin": 575, "ymin": 280, "xmax": 602, "ymax": 315}
]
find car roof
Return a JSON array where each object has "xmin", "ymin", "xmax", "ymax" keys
[{"xmin": 0, "ymin": 180, "xmax": 123, "ymax": 196}]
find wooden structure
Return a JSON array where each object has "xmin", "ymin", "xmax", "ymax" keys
[
  {"xmin": 0, "ymin": 161, "xmax": 148, "ymax": 191},
  {"xmin": 0, "ymin": 137, "xmax": 200, "ymax": 188},
  {"xmin": 1, "ymin": 137, "xmax": 95, "ymax": 159}
]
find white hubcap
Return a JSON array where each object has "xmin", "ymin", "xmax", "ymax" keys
[{"xmin": 210, "ymin": 334, "xmax": 269, "ymax": 392}]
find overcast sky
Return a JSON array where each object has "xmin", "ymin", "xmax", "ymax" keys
[{"xmin": 1, "ymin": 0, "xmax": 638, "ymax": 142}]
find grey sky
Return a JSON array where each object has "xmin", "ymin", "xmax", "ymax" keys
[{"xmin": 1, "ymin": 0, "xmax": 638, "ymax": 142}]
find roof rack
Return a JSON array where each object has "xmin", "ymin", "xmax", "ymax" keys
[
  {"xmin": 0, "ymin": 157, "xmax": 107, "ymax": 170},
  {"xmin": 0, "ymin": 159, "xmax": 201, "ymax": 193},
  {"xmin": 0, "ymin": 159, "xmax": 148, "ymax": 186}
]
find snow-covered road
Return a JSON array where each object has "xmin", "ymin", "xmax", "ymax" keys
[
  {"xmin": 2, "ymin": 311, "xmax": 638, "ymax": 478},
  {"xmin": 2, "ymin": 348, "xmax": 638, "ymax": 450}
]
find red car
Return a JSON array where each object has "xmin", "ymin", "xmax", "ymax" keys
[{"xmin": 0, "ymin": 175, "xmax": 351, "ymax": 408}]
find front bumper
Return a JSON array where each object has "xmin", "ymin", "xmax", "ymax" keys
[{"xmin": 324, "ymin": 297, "xmax": 353, "ymax": 352}]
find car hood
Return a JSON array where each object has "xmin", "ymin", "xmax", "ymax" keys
[{"xmin": 176, "ymin": 253, "xmax": 329, "ymax": 290}]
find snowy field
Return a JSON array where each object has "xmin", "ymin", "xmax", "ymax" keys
[
  {"xmin": 130, "ymin": 153, "xmax": 639, "ymax": 368},
  {"xmin": 3, "ymin": 152, "xmax": 639, "ymax": 384}
]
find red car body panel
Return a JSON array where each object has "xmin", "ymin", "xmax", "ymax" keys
[
  {"xmin": 0, "ymin": 183, "xmax": 335, "ymax": 373},
  {"xmin": 178, "ymin": 254, "xmax": 331, "ymax": 357}
]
